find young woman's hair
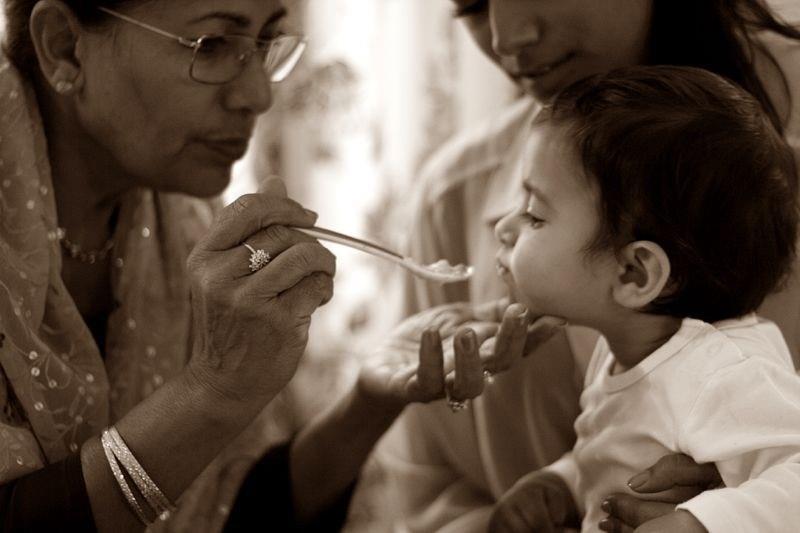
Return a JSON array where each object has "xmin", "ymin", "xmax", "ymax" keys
[
  {"xmin": 2, "ymin": 1, "xmax": 146, "ymax": 76},
  {"xmin": 648, "ymin": 0, "xmax": 800, "ymax": 132},
  {"xmin": 542, "ymin": 65, "xmax": 799, "ymax": 323}
]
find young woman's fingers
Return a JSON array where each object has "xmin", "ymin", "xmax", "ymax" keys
[
  {"xmin": 627, "ymin": 453, "xmax": 722, "ymax": 493},
  {"xmin": 598, "ymin": 516, "xmax": 635, "ymax": 533},
  {"xmin": 448, "ymin": 329, "xmax": 484, "ymax": 400},
  {"xmin": 523, "ymin": 316, "xmax": 567, "ymax": 355},
  {"xmin": 416, "ymin": 328, "xmax": 445, "ymax": 399},
  {"xmin": 473, "ymin": 297, "xmax": 512, "ymax": 322},
  {"xmin": 485, "ymin": 304, "xmax": 529, "ymax": 372},
  {"xmin": 602, "ymin": 494, "xmax": 675, "ymax": 528}
]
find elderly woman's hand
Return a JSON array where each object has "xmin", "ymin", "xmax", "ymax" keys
[
  {"xmin": 599, "ymin": 453, "xmax": 721, "ymax": 532},
  {"xmin": 357, "ymin": 301, "xmax": 564, "ymax": 410},
  {"xmin": 185, "ymin": 178, "xmax": 336, "ymax": 411}
]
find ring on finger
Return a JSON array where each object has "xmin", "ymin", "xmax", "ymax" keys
[
  {"xmin": 243, "ymin": 243, "xmax": 271, "ymax": 272},
  {"xmin": 483, "ymin": 369, "xmax": 495, "ymax": 384},
  {"xmin": 445, "ymin": 390, "xmax": 468, "ymax": 413}
]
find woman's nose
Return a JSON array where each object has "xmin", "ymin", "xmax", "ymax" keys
[
  {"xmin": 224, "ymin": 59, "xmax": 274, "ymax": 115},
  {"xmin": 490, "ymin": 0, "xmax": 543, "ymax": 57},
  {"xmin": 494, "ymin": 213, "xmax": 519, "ymax": 247}
]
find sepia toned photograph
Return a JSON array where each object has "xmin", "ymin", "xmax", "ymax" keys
[{"xmin": 1, "ymin": 1, "xmax": 800, "ymax": 531}]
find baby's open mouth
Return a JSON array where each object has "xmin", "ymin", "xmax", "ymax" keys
[{"xmin": 495, "ymin": 260, "xmax": 510, "ymax": 278}]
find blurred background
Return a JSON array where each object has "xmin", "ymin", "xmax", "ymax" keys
[
  {"xmin": 3, "ymin": 0, "xmax": 800, "ymax": 530},
  {"xmin": 224, "ymin": 4, "xmax": 517, "ymax": 528}
]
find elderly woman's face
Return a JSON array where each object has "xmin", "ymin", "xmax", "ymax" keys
[
  {"xmin": 77, "ymin": 0, "xmax": 286, "ymax": 197},
  {"xmin": 453, "ymin": 0, "xmax": 653, "ymax": 102}
]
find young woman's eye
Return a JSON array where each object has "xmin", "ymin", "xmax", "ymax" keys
[{"xmin": 452, "ymin": 0, "xmax": 488, "ymax": 18}]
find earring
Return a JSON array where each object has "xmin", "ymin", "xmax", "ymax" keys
[{"xmin": 54, "ymin": 80, "xmax": 74, "ymax": 94}]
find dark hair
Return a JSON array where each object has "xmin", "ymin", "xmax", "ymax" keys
[
  {"xmin": 543, "ymin": 65, "xmax": 799, "ymax": 323},
  {"xmin": 647, "ymin": 0, "xmax": 800, "ymax": 133},
  {"xmin": 2, "ymin": 1, "xmax": 143, "ymax": 76}
]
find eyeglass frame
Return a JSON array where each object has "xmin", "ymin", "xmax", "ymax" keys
[{"xmin": 97, "ymin": 6, "xmax": 307, "ymax": 85}]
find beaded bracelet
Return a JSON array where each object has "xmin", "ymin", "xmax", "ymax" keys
[
  {"xmin": 100, "ymin": 430, "xmax": 150, "ymax": 525},
  {"xmin": 106, "ymin": 426, "xmax": 176, "ymax": 521}
]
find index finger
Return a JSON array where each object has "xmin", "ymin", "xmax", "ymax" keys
[
  {"xmin": 627, "ymin": 454, "xmax": 722, "ymax": 493},
  {"xmin": 602, "ymin": 494, "xmax": 675, "ymax": 529},
  {"xmin": 484, "ymin": 303, "xmax": 528, "ymax": 373},
  {"xmin": 200, "ymin": 193, "xmax": 318, "ymax": 251}
]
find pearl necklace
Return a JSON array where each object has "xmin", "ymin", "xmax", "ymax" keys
[{"xmin": 57, "ymin": 227, "xmax": 115, "ymax": 264}]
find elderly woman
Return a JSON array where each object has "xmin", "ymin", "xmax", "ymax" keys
[{"xmin": 0, "ymin": 1, "xmax": 535, "ymax": 531}]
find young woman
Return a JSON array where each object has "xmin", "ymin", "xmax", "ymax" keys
[{"xmin": 382, "ymin": 1, "xmax": 800, "ymax": 531}]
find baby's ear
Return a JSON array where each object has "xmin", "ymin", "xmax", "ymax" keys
[{"xmin": 612, "ymin": 241, "xmax": 671, "ymax": 310}]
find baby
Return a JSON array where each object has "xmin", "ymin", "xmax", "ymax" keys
[{"xmin": 491, "ymin": 66, "xmax": 800, "ymax": 532}]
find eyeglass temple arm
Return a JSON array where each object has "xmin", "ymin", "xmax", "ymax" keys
[{"xmin": 97, "ymin": 7, "xmax": 198, "ymax": 48}]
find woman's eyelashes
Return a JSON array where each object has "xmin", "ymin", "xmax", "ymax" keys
[{"xmin": 452, "ymin": 0, "xmax": 489, "ymax": 19}]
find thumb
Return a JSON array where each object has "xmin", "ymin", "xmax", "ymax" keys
[
  {"xmin": 259, "ymin": 175, "xmax": 289, "ymax": 198},
  {"xmin": 523, "ymin": 316, "xmax": 567, "ymax": 355}
]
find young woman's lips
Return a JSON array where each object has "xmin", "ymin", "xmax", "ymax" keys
[{"xmin": 519, "ymin": 53, "xmax": 575, "ymax": 80}]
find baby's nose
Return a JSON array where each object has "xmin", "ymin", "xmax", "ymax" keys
[{"xmin": 494, "ymin": 215, "xmax": 518, "ymax": 246}]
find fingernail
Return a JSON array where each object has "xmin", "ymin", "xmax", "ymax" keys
[
  {"xmin": 598, "ymin": 518, "xmax": 612, "ymax": 531},
  {"xmin": 304, "ymin": 208, "xmax": 318, "ymax": 218},
  {"xmin": 460, "ymin": 330, "xmax": 476, "ymax": 350},
  {"xmin": 601, "ymin": 499, "xmax": 612, "ymax": 513},
  {"xmin": 628, "ymin": 472, "xmax": 647, "ymax": 490}
]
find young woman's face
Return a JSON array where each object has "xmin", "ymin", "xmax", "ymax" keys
[
  {"xmin": 452, "ymin": 0, "xmax": 653, "ymax": 101},
  {"xmin": 494, "ymin": 125, "xmax": 617, "ymax": 324},
  {"xmin": 75, "ymin": 0, "xmax": 287, "ymax": 197}
]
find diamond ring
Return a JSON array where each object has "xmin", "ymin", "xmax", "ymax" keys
[{"xmin": 243, "ymin": 243, "xmax": 271, "ymax": 272}]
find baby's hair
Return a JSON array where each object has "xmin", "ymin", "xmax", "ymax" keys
[{"xmin": 541, "ymin": 65, "xmax": 798, "ymax": 322}]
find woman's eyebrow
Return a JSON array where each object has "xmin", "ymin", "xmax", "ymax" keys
[{"xmin": 188, "ymin": 8, "xmax": 288, "ymax": 30}]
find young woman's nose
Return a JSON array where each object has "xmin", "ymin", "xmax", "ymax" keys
[
  {"xmin": 494, "ymin": 212, "xmax": 519, "ymax": 247},
  {"xmin": 489, "ymin": 0, "xmax": 544, "ymax": 57}
]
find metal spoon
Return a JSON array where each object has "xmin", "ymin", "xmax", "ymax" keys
[{"xmin": 295, "ymin": 226, "xmax": 474, "ymax": 284}]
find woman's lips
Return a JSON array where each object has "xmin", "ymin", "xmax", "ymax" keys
[
  {"xmin": 199, "ymin": 139, "xmax": 250, "ymax": 161},
  {"xmin": 517, "ymin": 52, "xmax": 575, "ymax": 80}
]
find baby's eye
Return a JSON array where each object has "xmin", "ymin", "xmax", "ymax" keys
[{"xmin": 524, "ymin": 212, "xmax": 545, "ymax": 228}]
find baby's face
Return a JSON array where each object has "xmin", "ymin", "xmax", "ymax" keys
[{"xmin": 494, "ymin": 125, "xmax": 617, "ymax": 325}]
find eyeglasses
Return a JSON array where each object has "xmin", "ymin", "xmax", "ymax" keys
[{"xmin": 98, "ymin": 7, "xmax": 307, "ymax": 85}]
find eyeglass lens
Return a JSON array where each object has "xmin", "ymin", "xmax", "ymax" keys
[{"xmin": 190, "ymin": 35, "xmax": 306, "ymax": 84}]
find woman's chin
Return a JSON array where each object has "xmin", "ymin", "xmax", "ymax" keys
[{"xmin": 168, "ymin": 169, "xmax": 232, "ymax": 198}]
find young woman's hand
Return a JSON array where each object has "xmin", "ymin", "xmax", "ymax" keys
[
  {"xmin": 356, "ymin": 301, "xmax": 534, "ymax": 411},
  {"xmin": 357, "ymin": 299, "xmax": 567, "ymax": 411},
  {"xmin": 599, "ymin": 453, "xmax": 721, "ymax": 532},
  {"xmin": 629, "ymin": 510, "xmax": 707, "ymax": 533},
  {"xmin": 488, "ymin": 470, "xmax": 581, "ymax": 533}
]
